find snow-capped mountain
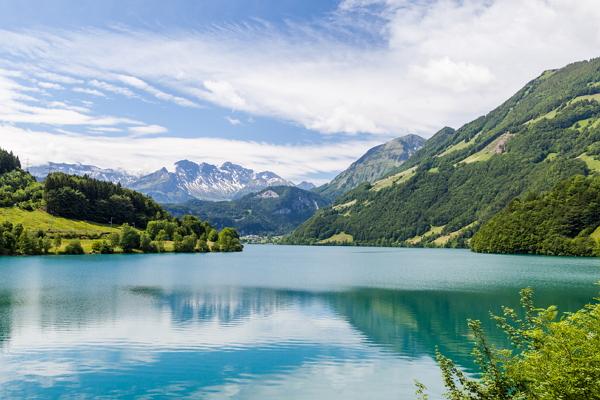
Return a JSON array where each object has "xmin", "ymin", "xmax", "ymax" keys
[
  {"xmin": 28, "ymin": 162, "xmax": 138, "ymax": 185},
  {"xmin": 130, "ymin": 160, "xmax": 294, "ymax": 202},
  {"xmin": 29, "ymin": 160, "xmax": 295, "ymax": 203}
]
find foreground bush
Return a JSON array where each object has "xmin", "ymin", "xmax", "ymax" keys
[{"xmin": 420, "ymin": 287, "xmax": 600, "ymax": 399}]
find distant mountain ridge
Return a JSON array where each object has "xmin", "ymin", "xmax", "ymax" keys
[
  {"xmin": 30, "ymin": 160, "xmax": 295, "ymax": 203},
  {"xmin": 29, "ymin": 162, "xmax": 137, "ymax": 186},
  {"xmin": 165, "ymin": 185, "xmax": 330, "ymax": 236},
  {"xmin": 316, "ymin": 134, "xmax": 426, "ymax": 199}
]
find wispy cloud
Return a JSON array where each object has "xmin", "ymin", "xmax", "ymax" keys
[
  {"xmin": 128, "ymin": 124, "xmax": 168, "ymax": 136},
  {"xmin": 89, "ymin": 79, "xmax": 137, "ymax": 98},
  {"xmin": 37, "ymin": 81, "xmax": 64, "ymax": 90},
  {"xmin": 116, "ymin": 74, "xmax": 198, "ymax": 108},
  {"xmin": 226, "ymin": 116, "xmax": 241, "ymax": 126},
  {"xmin": 72, "ymin": 87, "xmax": 106, "ymax": 97},
  {"xmin": 1, "ymin": 1, "xmax": 598, "ymax": 136}
]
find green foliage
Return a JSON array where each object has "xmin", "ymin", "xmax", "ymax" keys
[
  {"xmin": 91, "ymin": 240, "xmax": 114, "ymax": 254},
  {"xmin": 119, "ymin": 224, "xmax": 140, "ymax": 253},
  {"xmin": 196, "ymin": 239, "xmax": 209, "ymax": 253},
  {"xmin": 52, "ymin": 236, "xmax": 62, "ymax": 252},
  {"xmin": 173, "ymin": 234, "xmax": 196, "ymax": 253},
  {"xmin": 432, "ymin": 288, "xmax": 600, "ymax": 399},
  {"xmin": 291, "ymin": 58, "xmax": 600, "ymax": 247},
  {"xmin": 139, "ymin": 233, "xmax": 156, "ymax": 253},
  {"xmin": 0, "ymin": 222, "xmax": 56, "ymax": 255},
  {"xmin": 0, "ymin": 169, "xmax": 43, "ymax": 209},
  {"xmin": 44, "ymin": 172, "xmax": 167, "ymax": 227},
  {"xmin": 216, "ymin": 227, "xmax": 243, "ymax": 252},
  {"xmin": 208, "ymin": 228, "xmax": 218, "ymax": 242},
  {"xmin": 63, "ymin": 240, "xmax": 84, "ymax": 255},
  {"xmin": 472, "ymin": 175, "xmax": 600, "ymax": 256},
  {"xmin": 108, "ymin": 232, "xmax": 120, "ymax": 248}
]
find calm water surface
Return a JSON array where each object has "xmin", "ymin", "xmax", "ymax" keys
[{"xmin": 0, "ymin": 245, "xmax": 599, "ymax": 399}]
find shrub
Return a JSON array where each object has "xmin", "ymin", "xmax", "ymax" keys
[
  {"xmin": 63, "ymin": 240, "xmax": 84, "ymax": 255},
  {"xmin": 424, "ymin": 287, "xmax": 600, "ymax": 399},
  {"xmin": 91, "ymin": 240, "xmax": 114, "ymax": 254},
  {"xmin": 174, "ymin": 234, "xmax": 196, "ymax": 253}
]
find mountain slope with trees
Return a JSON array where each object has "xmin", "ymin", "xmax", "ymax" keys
[
  {"xmin": 291, "ymin": 58, "xmax": 600, "ymax": 248},
  {"xmin": 166, "ymin": 186, "xmax": 330, "ymax": 236},
  {"xmin": 316, "ymin": 134, "xmax": 425, "ymax": 200},
  {"xmin": 471, "ymin": 175, "xmax": 600, "ymax": 256}
]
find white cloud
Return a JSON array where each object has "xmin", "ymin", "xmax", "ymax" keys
[
  {"xmin": 0, "ymin": 126, "xmax": 381, "ymax": 182},
  {"xmin": 128, "ymin": 124, "xmax": 168, "ymax": 136},
  {"xmin": 72, "ymin": 87, "xmax": 106, "ymax": 97},
  {"xmin": 226, "ymin": 116, "xmax": 241, "ymax": 126}
]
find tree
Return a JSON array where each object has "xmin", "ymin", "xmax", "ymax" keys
[
  {"xmin": 40, "ymin": 237, "xmax": 52, "ymax": 254},
  {"xmin": 119, "ymin": 224, "xmax": 140, "ymax": 253},
  {"xmin": 217, "ymin": 227, "xmax": 243, "ymax": 252},
  {"xmin": 53, "ymin": 236, "xmax": 62, "ymax": 253},
  {"xmin": 108, "ymin": 232, "xmax": 120, "ymax": 248},
  {"xmin": 17, "ymin": 229, "xmax": 42, "ymax": 255},
  {"xmin": 0, "ymin": 147, "xmax": 21, "ymax": 174},
  {"xmin": 139, "ymin": 233, "xmax": 156, "ymax": 253}
]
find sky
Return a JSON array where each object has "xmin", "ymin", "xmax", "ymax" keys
[{"xmin": 1, "ymin": 0, "xmax": 600, "ymax": 184}]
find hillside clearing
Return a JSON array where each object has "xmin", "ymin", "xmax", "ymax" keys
[
  {"xmin": 0, "ymin": 208, "xmax": 120, "ymax": 237},
  {"xmin": 371, "ymin": 166, "xmax": 417, "ymax": 191},
  {"xmin": 318, "ymin": 232, "xmax": 353, "ymax": 244},
  {"xmin": 578, "ymin": 154, "xmax": 600, "ymax": 173}
]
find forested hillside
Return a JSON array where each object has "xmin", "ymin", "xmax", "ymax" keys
[
  {"xmin": 166, "ymin": 186, "xmax": 330, "ymax": 236},
  {"xmin": 471, "ymin": 175, "xmax": 600, "ymax": 256},
  {"xmin": 291, "ymin": 58, "xmax": 600, "ymax": 247},
  {"xmin": 44, "ymin": 172, "xmax": 167, "ymax": 227}
]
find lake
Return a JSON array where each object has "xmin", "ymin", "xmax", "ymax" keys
[{"xmin": 0, "ymin": 245, "xmax": 599, "ymax": 399}]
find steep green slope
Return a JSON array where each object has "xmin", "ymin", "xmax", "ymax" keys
[
  {"xmin": 315, "ymin": 134, "xmax": 425, "ymax": 200},
  {"xmin": 471, "ymin": 175, "xmax": 600, "ymax": 256},
  {"xmin": 291, "ymin": 58, "xmax": 600, "ymax": 246},
  {"xmin": 165, "ymin": 186, "xmax": 330, "ymax": 236}
]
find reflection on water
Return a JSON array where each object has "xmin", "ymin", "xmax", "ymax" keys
[{"xmin": 0, "ymin": 245, "xmax": 598, "ymax": 399}]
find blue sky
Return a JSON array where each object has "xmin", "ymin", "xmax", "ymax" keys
[{"xmin": 1, "ymin": 0, "xmax": 599, "ymax": 183}]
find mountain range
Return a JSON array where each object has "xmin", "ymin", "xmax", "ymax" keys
[
  {"xmin": 30, "ymin": 160, "xmax": 298, "ymax": 202},
  {"xmin": 290, "ymin": 58, "xmax": 600, "ymax": 247},
  {"xmin": 316, "ymin": 134, "xmax": 426, "ymax": 200}
]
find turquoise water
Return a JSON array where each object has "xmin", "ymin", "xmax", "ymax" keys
[{"xmin": 0, "ymin": 245, "xmax": 599, "ymax": 399}]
